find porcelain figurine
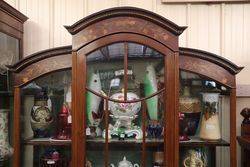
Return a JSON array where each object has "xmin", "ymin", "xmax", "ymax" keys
[
  {"xmin": 110, "ymin": 157, "xmax": 139, "ymax": 167},
  {"xmin": 104, "ymin": 91, "xmax": 142, "ymax": 139},
  {"xmin": 199, "ymin": 92, "xmax": 221, "ymax": 140},
  {"xmin": 0, "ymin": 109, "xmax": 13, "ymax": 162},
  {"xmin": 103, "ymin": 69, "xmax": 142, "ymax": 140},
  {"xmin": 144, "ymin": 64, "xmax": 158, "ymax": 121},
  {"xmin": 30, "ymin": 90, "xmax": 54, "ymax": 138},
  {"xmin": 86, "ymin": 71, "xmax": 102, "ymax": 126}
]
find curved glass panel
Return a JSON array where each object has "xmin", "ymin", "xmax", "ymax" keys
[
  {"xmin": 20, "ymin": 70, "xmax": 72, "ymax": 167},
  {"xmin": 86, "ymin": 42, "xmax": 166, "ymax": 166},
  {"xmin": 0, "ymin": 32, "xmax": 19, "ymax": 167},
  {"xmin": 0, "ymin": 32, "xmax": 19, "ymax": 74},
  {"xmin": 179, "ymin": 70, "xmax": 230, "ymax": 167}
]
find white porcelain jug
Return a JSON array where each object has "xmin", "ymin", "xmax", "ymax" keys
[{"xmin": 110, "ymin": 157, "xmax": 139, "ymax": 167}]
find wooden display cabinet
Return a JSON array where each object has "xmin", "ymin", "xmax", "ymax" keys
[
  {"xmin": 0, "ymin": 1, "xmax": 27, "ymax": 166},
  {"xmin": 9, "ymin": 7, "xmax": 243, "ymax": 167},
  {"xmin": 0, "ymin": 1, "xmax": 27, "ymax": 108}
]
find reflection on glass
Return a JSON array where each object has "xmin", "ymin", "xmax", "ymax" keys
[
  {"xmin": 86, "ymin": 42, "xmax": 166, "ymax": 166},
  {"xmin": 179, "ymin": 70, "xmax": 230, "ymax": 167},
  {"xmin": 0, "ymin": 32, "xmax": 19, "ymax": 74},
  {"xmin": 21, "ymin": 70, "xmax": 72, "ymax": 167}
]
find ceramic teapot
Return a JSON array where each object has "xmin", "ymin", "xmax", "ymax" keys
[{"xmin": 110, "ymin": 157, "xmax": 139, "ymax": 167}]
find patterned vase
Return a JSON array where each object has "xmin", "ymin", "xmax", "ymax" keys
[
  {"xmin": 0, "ymin": 109, "xmax": 13, "ymax": 163},
  {"xmin": 179, "ymin": 86, "xmax": 201, "ymax": 136},
  {"xmin": 199, "ymin": 93, "xmax": 221, "ymax": 140},
  {"xmin": 30, "ymin": 90, "xmax": 54, "ymax": 138}
]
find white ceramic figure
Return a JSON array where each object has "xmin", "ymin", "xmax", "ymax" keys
[
  {"xmin": 109, "ymin": 92, "xmax": 141, "ymax": 117},
  {"xmin": 103, "ymin": 92, "xmax": 142, "ymax": 139},
  {"xmin": 110, "ymin": 157, "xmax": 139, "ymax": 167},
  {"xmin": 144, "ymin": 64, "xmax": 158, "ymax": 120},
  {"xmin": 86, "ymin": 72, "xmax": 102, "ymax": 126}
]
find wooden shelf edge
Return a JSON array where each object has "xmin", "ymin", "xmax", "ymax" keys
[
  {"xmin": 23, "ymin": 138, "xmax": 71, "ymax": 146},
  {"xmin": 22, "ymin": 137, "xmax": 230, "ymax": 148}
]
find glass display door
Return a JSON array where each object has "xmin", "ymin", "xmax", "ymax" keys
[
  {"xmin": 19, "ymin": 70, "xmax": 72, "ymax": 167},
  {"xmin": 179, "ymin": 70, "xmax": 231, "ymax": 167},
  {"xmin": 84, "ymin": 42, "xmax": 167, "ymax": 166}
]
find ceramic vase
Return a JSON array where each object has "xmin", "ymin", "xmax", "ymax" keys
[
  {"xmin": 199, "ymin": 93, "xmax": 221, "ymax": 140},
  {"xmin": 179, "ymin": 86, "xmax": 201, "ymax": 136},
  {"xmin": 30, "ymin": 96, "xmax": 54, "ymax": 138},
  {"xmin": 179, "ymin": 86, "xmax": 200, "ymax": 114},
  {"xmin": 0, "ymin": 109, "xmax": 13, "ymax": 164}
]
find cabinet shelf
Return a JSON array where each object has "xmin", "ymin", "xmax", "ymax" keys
[
  {"xmin": 180, "ymin": 136, "xmax": 230, "ymax": 147},
  {"xmin": 0, "ymin": 91, "xmax": 13, "ymax": 96},
  {"xmin": 23, "ymin": 136, "xmax": 230, "ymax": 148},
  {"xmin": 23, "ymin": 137, "xmax": 71, "ymax": 146}
]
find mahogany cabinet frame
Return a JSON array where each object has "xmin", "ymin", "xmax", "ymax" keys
[
  {"xmin": 8, "ymin": 7, "xmax": 243, "ymax": 167},
  {"xmin": 8, "ymin": 46, "xmax": 72, "ymax": 167}
]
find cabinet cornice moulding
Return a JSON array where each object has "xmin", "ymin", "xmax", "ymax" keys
[
  {"xmin": 162, "ymin": 0, "xmax": 250, "ymax": 3},
  {"xmin": 64, "ymin": 6, "xmax": 187, "ymax": 36},
  {"xmin": 8, "ymin": 45, "xmax": 72, "ymax": 73},
  {"xmin": 179, "ymin": 47, "xmax": 244, "ymax": 75},
  {"xmin": 0, "ymin": 0, "xmax": 28, "ymax": 23}
]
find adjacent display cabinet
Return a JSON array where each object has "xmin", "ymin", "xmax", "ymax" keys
[
  {"xmin": 0, "ymin": 1, "xmax": 27, "ymax": 166},
  {"xmin": 0, "ymin": 1, "xmax": 27, "ymax": 109},
  {"xmin": 8, "ymin": 7, "xmax": 243, "ymax": 167}
]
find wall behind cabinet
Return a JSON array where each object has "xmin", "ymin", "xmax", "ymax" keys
[{"xmin": 4, "ymin": 0, "xmax": 250, "ymax": 166}]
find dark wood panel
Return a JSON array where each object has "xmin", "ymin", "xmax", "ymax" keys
[
  {"xmin": 230, "ymin": 88, "xmax": 237, "ymax": 167},
  {"xmin": 13, "ymin": 87, "xmax": 21, "ymax": 167},
  {"xmin": 12, "ymin": 54, "xmax": 72, "ymax": 87},
  {"xmin": 0, "ymin": 21, "xmax": 22, "ymax": 39},
  {"xmin": 0, "ymin": 10, "xmax": 23, "ymax": 32},
  {"xmin": 179, "ymin": 55, "xmax": 235, "ymax": 88},
  {"xmin": 71, "ymin": 16, "xmax": 179, "ymax": 52},
  {"xmin": 179, "ymin": 47, "xmax": 243, "ymax": 75},
  {"xmin": 65, "ymin": 7, "xmax": 186, "ymax": 36},
  {"xmin": 79, "ymin": 33, "xmax": 171, "ymax": 58},
  {"xmin": 0, "ymin": 1, "xmax": 28, "ymax": 23},
  {"xmin": 74, "ymin": 49, "xmax": 86, "ymax": 167},
  {"xmin": 71, "ymin": 52, "xmax": 77, "ymax": 167}
]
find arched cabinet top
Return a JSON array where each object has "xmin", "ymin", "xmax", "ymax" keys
[
  {"xmin": 8, "ymin": 46, "xmax": 72, "ymax": 87},
  {"xmin": 64, "ymin": 7, "xmax": 187, "ymax": 52},
  {"xmin": 179, "ymin": 47, "xmax": 243, "ymax": 75},
  {"xmin": 8, "ymin": 44, "xmax": 243, "ymax": 88},
  {"xmin": 179, "ymin": 47, "xmax": 243, "ymax": 88}
]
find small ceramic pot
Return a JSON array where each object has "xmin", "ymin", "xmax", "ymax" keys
[{"xmin": 147, "ymin": 120, "xmax": 163, "ymax": 139}]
